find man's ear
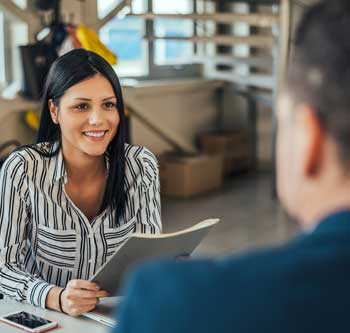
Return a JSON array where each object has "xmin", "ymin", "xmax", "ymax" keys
[
  {"xmin": 48, "ymin": 99, "xmax": 59, "ymax": 124},
  {"xmin": 299, "ymin": 106, "xmax": 324, "ymax": 177}
]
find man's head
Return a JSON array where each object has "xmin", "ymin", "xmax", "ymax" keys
[{"xmin": 277, "ymin": 0, "xmax": 350, "ymax": 226}]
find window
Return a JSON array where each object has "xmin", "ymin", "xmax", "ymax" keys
[
  {"xmin": 153, "ymin": 0, "xmax": 194, "ymax": 65},
  {"xmin": 0, "ymin": 10, "xmax": 5, "ymax": 89},
  {"xmin": 232, "ymin": 3, "xmax": 250, "ymax": 76},
  {"xmin": 11, "ymin": 0, "xmax": 27, "ymax": 9},
  {"xmin": 196, "ymin": 0, "xmax": 216, "ymax": 58},
  {"xmin": 98, "ymin": 0, "xmax": 122, "ymax": 19},
  {"xmin": 99, "ymin": 0, "xmax": 148, "ymax": 77},
  {"xmin": 0, "ymin": 5, "xmax": 28, "ymax": 93}
]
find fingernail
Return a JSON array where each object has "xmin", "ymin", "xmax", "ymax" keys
[{"xmin": 95, "ymin": 285, "xmax": 100, "ymax": 290}]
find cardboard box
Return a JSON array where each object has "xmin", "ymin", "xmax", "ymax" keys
[
  {"xmin": 198, "ymin": 130, "xmax": 251, "ymax": 175},
  {"xmin": 159, "ymin": 153, "xmax": 224, "ymax": 198}
]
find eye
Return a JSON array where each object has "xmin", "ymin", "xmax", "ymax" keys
[
  {"xmin": 75, "ymin": 103, "xmax": 89, "ymax": 110},
  {"xmin": 103, "ymin": 102, "xmax": 117, "ymax": 110}
]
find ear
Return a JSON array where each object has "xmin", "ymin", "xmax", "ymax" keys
[
  {"xmin": 48, "ymin": 99, "xmax": 59, "ymax": 124},
  {"xmin": 298, "ymin": 106, "xmax": 324, "ymax": 177}
]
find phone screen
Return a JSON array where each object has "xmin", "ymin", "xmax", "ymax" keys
[{"xmin": 4, "ymin": 311, "xmax": 52, "ymax": 329}]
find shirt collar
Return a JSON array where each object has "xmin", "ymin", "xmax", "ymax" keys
[
  {"xmin": 313, "ymin": 209, "xmax": 350, "ymax": 235},
  {"xmin": 51, "ymin": 142, "xmax": 66, "ymax": 183}
]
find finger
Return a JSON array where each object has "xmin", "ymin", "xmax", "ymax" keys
[
  {"xmin": 97, "ymin": 290, "xmax": 109, "ymax": 298},
  {"xmin": 73, "ymin": 298, "xmax": 99, "ymax": 308},
  {"xmin": 64, "ymin": 298, "xmax": 98, "ymax": 314},
  {"xmin": 70, "ymin": 296, "xmax": 99, "ymax": 305},
  {"xmin": 66, "ymin": 289, "xmax": 108, "ymax": 299},
  {"xmin": 70, "ymin": 304, "xmax": 97, "ymax": 316},
  {"xmin": 66, "ymin": 279, "xmax": 100, "ymax": 291}
]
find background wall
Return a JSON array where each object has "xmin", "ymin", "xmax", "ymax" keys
[{"xmin": 126, "ymin": 80, "xmax": 222, "ymax": 155}]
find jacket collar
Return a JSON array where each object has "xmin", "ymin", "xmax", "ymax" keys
[{"xmin": 313, "ymin": 209, "xmax": 350, "ymax": 234}]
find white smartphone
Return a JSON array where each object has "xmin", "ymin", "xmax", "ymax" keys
[{"xmin": 0, "ymin": 311, "xmax": 58, "ymax": 332}]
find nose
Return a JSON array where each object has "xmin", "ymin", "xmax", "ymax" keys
[{"xmin": 88, "ymin": 109, "xmax": 103, "ymax": 126}]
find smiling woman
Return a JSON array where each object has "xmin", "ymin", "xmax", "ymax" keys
[
  {"xmin": 48, "ymin": 74, "xmax": 122, "ymax": 223},
  {"xmin": 0, "ymin": 49, "xmax": 162, "ymax": 317}
]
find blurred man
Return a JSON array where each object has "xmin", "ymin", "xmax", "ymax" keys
[{"xmin": 114, "ymin": 1, "xmax": 350, "ymax": 332}]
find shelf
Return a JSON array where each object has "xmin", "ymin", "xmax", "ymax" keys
[
  {"xmin": 193, "ymin": 55, "xmax": 273, "ymax": 68},
  {"xmin": 144, "ymin": 35, "xmax": 274, "ymax": 48},
  {"xmin": 206, "ymin": 72, "xmax": 274, "ymax": 90},
  {"xmin": 129, "ymin": 12, "xmax": 279, "ymax": 28}
]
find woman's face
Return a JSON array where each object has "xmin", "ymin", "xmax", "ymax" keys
[{"xmin": 49, "ymin": 74, "xmax": 120, "ymax": 158}]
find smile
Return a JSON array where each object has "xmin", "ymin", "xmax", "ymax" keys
[{"xmin": 83, "ymin": 130, "xmax": 108, "ymax": 139}]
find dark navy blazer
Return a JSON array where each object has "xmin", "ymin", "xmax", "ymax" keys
[{"xmin": 113, "ymin": 210, "xmax": 350, "ymax": 333}]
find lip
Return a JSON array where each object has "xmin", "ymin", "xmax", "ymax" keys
[{"xmin": 82, "ymin": 130, "xmax": 108, "ymax": 141}]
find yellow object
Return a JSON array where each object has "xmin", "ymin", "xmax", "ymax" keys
[
  {"xmin": 25, "ymin": 110, "xmax": 40, "ymax": 131},
  {"xmin": 76, "ymin": 24, "xmax": 117, "ymax": 65}
]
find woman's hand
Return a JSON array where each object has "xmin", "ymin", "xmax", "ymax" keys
[
  {"xmin": 46, "ymin": 280, "xmax": 109, "ymax": 316},
  {"xmin": 61, "ymin": 279, "xmax": 109, "ymax": 316}
]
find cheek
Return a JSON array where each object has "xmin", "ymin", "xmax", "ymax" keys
[
  {"xmin": 109, "ymin": 112, "xmax": 120, "ymax": 132},
  {"xmin": 58, "ymin": 112, "xmax": 73, "ymax": 132},
  {"xmin": 59, "ymin": 116, "xmax": 81, "ymax": 135}
]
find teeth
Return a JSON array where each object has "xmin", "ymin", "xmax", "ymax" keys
[{"xmin": 84, "ymin": 131, "xmax": 105, "ymax": 138}]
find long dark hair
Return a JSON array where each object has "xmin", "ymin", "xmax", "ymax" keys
[{"xmin": 36, "ymin": 48, "xmax": 127, "ymax": 224}]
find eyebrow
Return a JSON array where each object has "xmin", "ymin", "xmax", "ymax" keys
[{"xmin": 74, "ymin": 96, "xmax": 117, "ymax": 101}]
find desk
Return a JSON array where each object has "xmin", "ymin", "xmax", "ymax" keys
[{"xmin": 0, "ymin": 300, "xmax": 110, "ymax": 333}]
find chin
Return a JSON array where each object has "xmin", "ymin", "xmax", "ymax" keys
[
  {"xmin": 83, "ymin": 146, "xmax": 108, "ymax": 157},
  {"xmin": 88, "ymin": 150, "xmax": 107, "ymax": 157}
]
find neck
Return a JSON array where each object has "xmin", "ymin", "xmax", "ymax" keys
[
  {"xmin": 62, "ymin": 146, "xmax": 106, "ymax": 183},
  {"xmin": 299, "ymin": 179, "xmax": 350, "ymax": 231}
]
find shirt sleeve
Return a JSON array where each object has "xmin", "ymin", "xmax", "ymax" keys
[
  {"xmin": 0, "ymin": 153, "xmax": 55, "ymax": 308},
  {"xmin": 134, "ymin": 149, "xmax": 162, "ymax": 235}
]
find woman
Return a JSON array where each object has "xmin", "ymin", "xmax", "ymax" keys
[{"xmin": 0, "ymin": 49, "xmax": 161, "ymax": 316}]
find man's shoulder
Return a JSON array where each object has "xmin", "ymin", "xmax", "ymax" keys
[
  {"xmin": 116, "ymin": 211, "xmax": 350, "ymax": 333},
  {"xmin": 120, "ymin": 226, "xmax": 348, "ymax": 307},
  {"xmin": 137, "ymin": 235, "xmax": 306, "ymax": 279},
  {"xmin": 120, "ymin": 239, "xmax": 305, "ymax": 306},
  {"xmin": 115, "ymin": 243, "xmax": 302, "ymax": 333},
  {"xmin": 116, "ymin": 229, "xmax": 350, "ymax": 333},
  {"xmin": 125, "ymin": 226, "xmax": 350, "ymax": 306}
]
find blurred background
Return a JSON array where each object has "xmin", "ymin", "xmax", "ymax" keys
[{"xmin": 0, "ymin": 0, "xmax": 316, "ymax": 257}]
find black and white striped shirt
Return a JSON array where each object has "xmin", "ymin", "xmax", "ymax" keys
[{"xmin": 0, "ymin": 142, "xmax": 161, "ymax": 308}]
